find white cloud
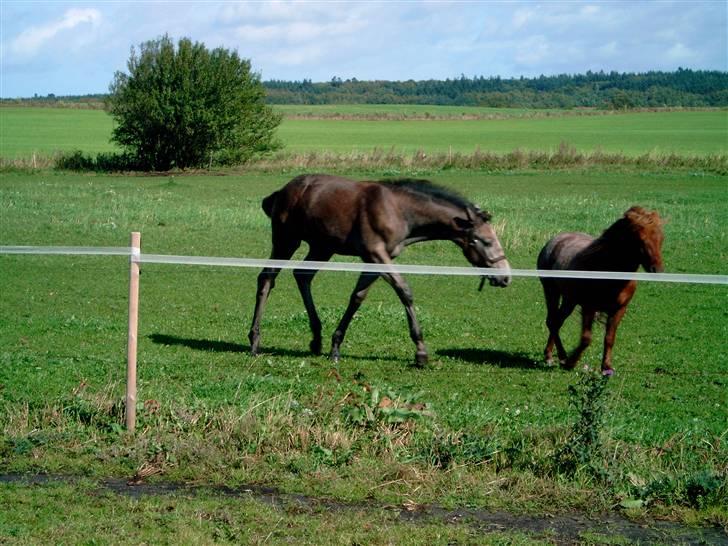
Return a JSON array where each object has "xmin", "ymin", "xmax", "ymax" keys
[
  {"xmin": 512, "ymin": 8, "xmax": 535, "ymax": 29},
  {"xmin": 666, "ymin": 42, "xmax": 697, "ymax": 63},
  {"xmin": 11, "ymin": 8, "xmax": 101, "ymax": 56}
]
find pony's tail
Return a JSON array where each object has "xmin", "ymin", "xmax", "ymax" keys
[{"xmin": 262, "ymin": 191, "xmax": 278, "ymax": 218}]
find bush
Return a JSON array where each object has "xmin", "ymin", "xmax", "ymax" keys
[{"xmin": 106, "ymin": 35, "xmax": 282, "ymax": 171}]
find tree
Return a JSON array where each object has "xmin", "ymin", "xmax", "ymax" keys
[{"xmin": 107, "ymin": 35, "xmax": 281, "ymax": 171}]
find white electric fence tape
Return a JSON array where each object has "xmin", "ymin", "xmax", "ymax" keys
[{"xmin": 1, "ymin": 245, "xmax": 726, "ymax": 285}]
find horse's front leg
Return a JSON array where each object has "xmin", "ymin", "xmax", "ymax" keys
[
  {"xmin": 601, "ymin": 306, "xmax": 627, "ymax": 376},
  {"xmin": 330, "ymin": 272, "xmax": 379, "ymax": 362},
  {"xmin": 379, "ymin": 269, "xmax": 428, "ymax": 367}
]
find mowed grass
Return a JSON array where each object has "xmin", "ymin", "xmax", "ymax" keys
[
  {"xmin": 1, "ymin": 106, "xmax": 726, "ymax": 158},
  {"xmin": 1, "ymin": 169, "xmax": 726, "ymax": 541}
]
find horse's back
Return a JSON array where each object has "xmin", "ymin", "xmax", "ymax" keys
[
  {"xmin": 264, "ymin": 174, "xmax": 352, "ymax": 221},
  {"xmin": 265, "ymin": 174, "xmax": 395, "ymax": 253},
  {"xmin": 538, "ymin": 232, "xmax": 593, "ymax": 270}
]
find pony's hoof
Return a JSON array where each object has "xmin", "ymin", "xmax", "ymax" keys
[
  {"xmin": 310, "ymin": 339, "xmax": 322, "ymax": 356},
  {"xmin": 602, "ymin": 368, "xmax": 615, "ymax": 377}
]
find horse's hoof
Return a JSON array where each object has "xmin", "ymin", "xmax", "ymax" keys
[
  {"xmin": 329, "ymin": 348, "xmax": 340, "ymax": 363},
  {"xmin": 310, "ymin": 339, "xmax": 322, "ymax": 356},
  {"xmin": 413, "ymin": 352, "xmax": 428, "ymax": 368},
  {"xmin": 602, "ymin": 368, "xmax": 615, "ymax": 377},
  {"xmin": 248, "ymin": 332, "xmax": 259, "ymax": 355}
]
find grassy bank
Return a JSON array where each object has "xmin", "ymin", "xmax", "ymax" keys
[{"xmin": 1, "ymin": 169, "xmax": 726, "ymax": 544}]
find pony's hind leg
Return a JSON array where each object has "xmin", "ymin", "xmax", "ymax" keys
[
  {"xmin": 541, "ymin": 280, "xmax": 563, "ymax": 364},
  {"xmin": 248, "ymin": 233, "xmax": 300, "ymax": 355},
  {"xmin": 545, "ymin": 294, "xmax": 576, "ymax": 367},
  {"xmin": 293, "ymin": 247, "xmax": 333, "ymax": 355}
]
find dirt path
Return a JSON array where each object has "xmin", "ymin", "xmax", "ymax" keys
[{"xmin": 2, "ymin": 473, "xmax": 726, "ymax": 545}]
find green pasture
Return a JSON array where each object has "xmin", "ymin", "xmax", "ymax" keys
[
  {"xmin": 1, "ymin": 169, "xmax": 726, "ymax": 542},
  {"xmin": 1, "ymin": 106, "xmax": 726, "ymax": 158}
]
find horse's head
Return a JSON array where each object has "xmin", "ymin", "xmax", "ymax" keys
[
  {"xmin": 454, "ymin": 207, "xmax": 511, "ymax": 288},
  {"xmin": 624, "ymin": 206, "xmax": 665, "ymax": 273}
]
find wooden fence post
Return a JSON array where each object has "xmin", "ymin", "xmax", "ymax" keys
[{"xmin": 126, "ymin": 232, "xmax": 141, "ymax": 432}]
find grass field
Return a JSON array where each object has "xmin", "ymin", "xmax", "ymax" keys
[
  {"xmin": 1, "ymin": 166, "xmax": 726, "ymax": 542},
  {"xmin": 1, "ymin": 106, "xmax": 726, "ymax": 158}
]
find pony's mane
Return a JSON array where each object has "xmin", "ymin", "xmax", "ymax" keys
[
  {"xmin": 602, "ymin": 206, "xmax": 663, "ymax": 241},
  {"xmin": 382, "ymin": 178, "xmax": 490, "ymax": 219}
]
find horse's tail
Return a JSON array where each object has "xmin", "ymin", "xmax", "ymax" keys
[{"xmin": 262, "ymin": 191, "xmax": 279, "ymax": 218}]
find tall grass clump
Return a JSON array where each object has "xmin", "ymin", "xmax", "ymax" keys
[
  {"xmin": 554, "ymin": 371, "xmax": 611, "ymax": 480},
  {"xmin": 252, "ymin": 145, "xmax": 728, "ymax": 175}
]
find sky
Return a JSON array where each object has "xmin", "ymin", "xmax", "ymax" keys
[{"xmin": 1, "ymin": 1, "xmax": 726, "ymax": 98}]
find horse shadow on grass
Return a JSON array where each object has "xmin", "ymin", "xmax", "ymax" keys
[
  {"xmin": 148, "ymin": 333, "xmax": 388, "ymax": 361},
  {"xmin": 436, "ymin": 347, "xmax": 551, "ymax": 371},
  {"xmin": 148, "ymin": 333, "xmax": 313, "ymax": 359}
]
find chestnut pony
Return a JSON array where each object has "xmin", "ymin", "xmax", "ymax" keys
[
  {"xmin": 249, "ymin": 174, "xmax": 511, "ymax": 366},
  {"xmin": 537, "ymin": 206, "xmax": 664, "ymax": 375}
]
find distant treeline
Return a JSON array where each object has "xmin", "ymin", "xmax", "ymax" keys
[
  {"xmin": 4, "ymin": 69, "xmax": 727, "ymax": 109},
  {"xmin": 264, "ymin": 69, "xmax": 728, "ymax": 108}
]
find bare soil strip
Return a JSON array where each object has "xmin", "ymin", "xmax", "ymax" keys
[{"xmin": 2, "ymin": 473, "xmax": 726, "ymax": 545}]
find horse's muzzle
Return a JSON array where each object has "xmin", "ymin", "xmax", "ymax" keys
[
  {"xmin": 489, "ymin": 274, "xmax": 512, "ymax": 288},
  {"xmin": 478, "ymin": 262, "xmax": 511, "ymax": 289}
]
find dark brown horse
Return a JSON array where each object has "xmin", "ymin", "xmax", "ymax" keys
[
  {"xmin": 537, "ymin": 206, "xmax": 664, "ymax": 376},
  {"xmin": 249, "ymin": 173, "xmax": 511, "ymax": 366}
]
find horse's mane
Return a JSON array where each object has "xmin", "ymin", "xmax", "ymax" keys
[{"xmin": 382, "ymin": 178, "xmax": 490, "ymax": 219}]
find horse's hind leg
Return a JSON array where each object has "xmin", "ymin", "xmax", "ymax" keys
[
  {"xmin": 330, "ymin": 272, "xmax": 380, "ymax": 362},
  {"xmin": 293, "ymin": 247, "xmax": 333, "ymax": 355},
  {"xmin": 248, "ymin": 233, "xmax": 300, "ymax": 355}
]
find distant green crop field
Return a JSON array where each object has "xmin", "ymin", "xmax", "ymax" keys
[
  {"xmin": 278, "ymin": 110, "xmax": 728, "ymax": 156},
  {"xmin": 273, "ymin": 104, "xmax": 545, "ymax": 117},
  {"xmin": 1, "ymin": 106, "xmax": 725, "ymax": 158},
  {"xmin": 0, "ymin": 107, "xmax": 116, "ymax": 156}
]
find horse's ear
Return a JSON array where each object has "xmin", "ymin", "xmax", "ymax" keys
[
  {"xmin": 453, "ymin": 216, "xmax": 473, "ymax": 231},
  {"xmin": 470, "ymin": 206, "xmax": 491, "ymax": 222}
]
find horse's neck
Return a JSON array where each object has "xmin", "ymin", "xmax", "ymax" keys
[
  {"xmin": 575, "ymin": 232, "xmax": 641, "ymax": 271},
  {"xmin": 403, "ymin": 199, "xmax": 462, "ymax": 241}
]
